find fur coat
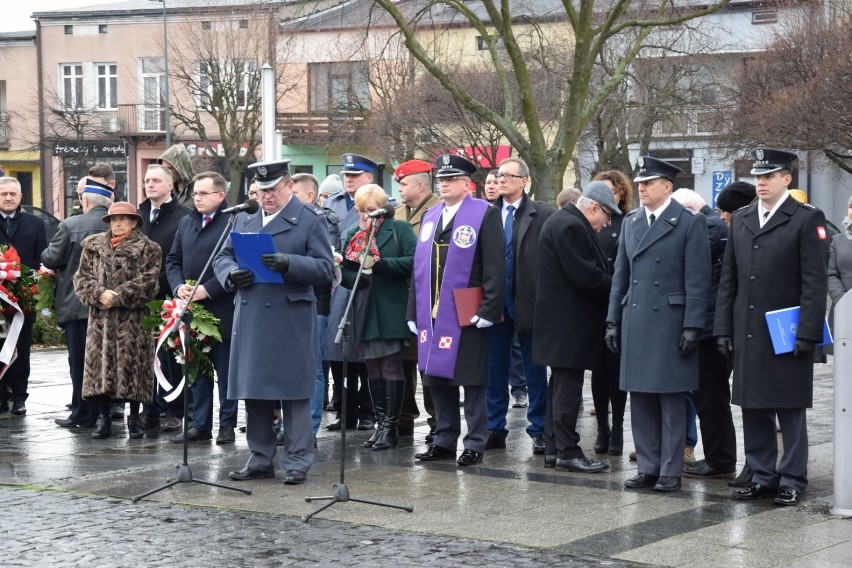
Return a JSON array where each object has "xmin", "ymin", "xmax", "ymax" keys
[{"xmin": 73, "ymin": 229, "xmax": 161, "ymax": 403}]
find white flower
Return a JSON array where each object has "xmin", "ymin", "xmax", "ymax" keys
[
  {"xmin": 201, "ymin": 346, "xmax": 212, "ymax": 353},
  {"xmin": 174, "ymin": 353, "xmax": 185, "ymax": 364},
  {"xmin": 197, "ymin": 332, "xmax": 207, "ymax": 341},
  {"xmin": 41, "ymin": 308, "xmax": 52, "ymax": 317}
]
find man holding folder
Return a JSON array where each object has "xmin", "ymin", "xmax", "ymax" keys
[
  {"xmin": 715, "ymin": 147, "xmax": 829, "ymax": 506},
  {"xmin": 214, "ymin": 159, "xmax": 333, "ymax": 484}
]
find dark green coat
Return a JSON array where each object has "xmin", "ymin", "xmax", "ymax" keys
[{"xmin": 341, "ymin": 219, "xmax": 416, "ymax": 342}]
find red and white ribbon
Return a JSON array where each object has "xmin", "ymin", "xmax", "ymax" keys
[
  {"xmin": 154, "ymin": 297, "xmax": 188, "ymax": 403},
  {"xmin": 0, "ymin": 287, "xmax": 23, "ymax": 380}
]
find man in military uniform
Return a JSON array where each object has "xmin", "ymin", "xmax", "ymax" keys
[
  {"xmin": 606, "ymin": 156, "xmax": 711, "ymax": 493},
  {"xmin": 407, "ymin": 154, "xmax": 504, "ymax": 466},
  {"xmin": 214, "ymin": 159, "xmax": 333, "ymax": 484},
  {"xmin": 715, "ymin": 148, "xmax": 829, "ymax": 506}
]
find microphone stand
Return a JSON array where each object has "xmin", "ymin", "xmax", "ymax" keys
[
  {"xmin": 132, "ymin": 212, "xmax": 251, "ymax": 503},
  {"xmin": 303, "ymin": 215, "xmax": 414, "ymax": 521}
]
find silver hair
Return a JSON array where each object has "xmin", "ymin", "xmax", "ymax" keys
[
  {"xmin": 84, "ymin": 192, "xmax": 112, "ymax": 209},
  {"xmin": 0, "ymin": 176, "xmax": 22, "ymax": 191},
  {"xmin": 671, "ymin": 187, "xmax": 706, "ymax": 210},
  {"xmin": 576, "ymin": 196, "xmax": 595, "ymax": 211}
]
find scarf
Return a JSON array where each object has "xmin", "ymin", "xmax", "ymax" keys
[
  {"xmin": 344, "ymin": 217, "xmax": 383, "ymax": 263},
  {"xmin": 110, "ymin": 231, "xmax": 132, "ymax": 249}
]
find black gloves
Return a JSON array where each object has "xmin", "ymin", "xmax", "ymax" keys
[
  {"xmin": 261, "ymin": 253, "xmax": 289, "ymax": 274},
  {"xmin": 229, "ymin": 269, "xmax": 254, "ymax": 288},
  {"xmin": 356, "ymin": 274, "xmax": 372, "ymax": 290},
  {"xmin": 604, "ymin": 321, "xmax": 619, "ymax": 354},
  {"xmin": 716, "ymin": 336, "xmax": 733, "ymax": 359},
  {"xmin": 371, "ymin": 260, "xmax": 387, "ymax": 274},
  {"xmin": 794, "ymin": 339, "xmax": 816, "ymax": 357},
  {"xmin": 678, "ymin": 328, "xmax": 700, "ymax": 357}
]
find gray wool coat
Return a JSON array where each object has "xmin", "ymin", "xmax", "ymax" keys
[
  {"xmin": 213, "ymin": 197, "xmax": 334, "ymax": 401},
  {"xmin": 607, "ymin": 200, "xmax": 711, "ymax": 393}
]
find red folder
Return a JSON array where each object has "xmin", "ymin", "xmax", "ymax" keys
[{"xmin": 452, "ymin": 287, "xmax": 502, "ymax": 327}]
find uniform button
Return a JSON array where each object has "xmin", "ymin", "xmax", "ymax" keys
[
  {"xmin": 611, "ymin": 232, "xmax": 617, "ymax": 238},
  {"xmin": 241, "ymin": 300, "xmax": 247, "ymax": 305},
  {"xmin": 750, "ymin": 276, "xmax": 756, "ymax": 280},
  {"xmin": 749, "ymin": 305, "xmax": 755, "ymax": 310},
  {"xmin": 265, "ymin": 302, "xmax": 271, "ymax": 308},
  {"xmin": 653, "ymin": 307, "xmax": 658, "ymax": 311},
  {"xmin": 633, "ymin": 280, "xmax": 639, "ymax": 284},
  {"xmin": 753, "ymin": 245, "xmax": 759, "ymax": 250},
  {"xmin": 654, "ymin": 281, "xmax": 659, "ymax": 286},
  {"xmin": 632, "ymin": 303, "xmax": 637, "ymax": 308},
  {"xmin": 747, "ymin": 334, "xmax": 753, "ymax": 339},
  {"xmin": 655, "ymin": 258, "xmax": 661, "ymax": 263}
]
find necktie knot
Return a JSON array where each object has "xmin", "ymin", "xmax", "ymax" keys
[
  {"xmin": 151, "ymin": 208, "xmax": 160, "ymax": 223},
  {"xmin": 203, "ymin": 215, "xmax": 212, "ymax": 227},
  {"xmin": 649, "ymin": 213, "xmax": 656, "ymax": 226}
]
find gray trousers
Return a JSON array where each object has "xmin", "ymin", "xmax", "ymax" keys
[
  {"xmin": 742, "ymin": 407, "xmax": 808, "ymax": 492},
  {"xmin": 245, "ymin": 399, "xmax": 313, "ymax": 474},
  {"xmin": 631, "ymin": 392, "xmax": 686, "ymax": 478},
  {"xmin": 431, "ymin": 384, "xmax": 487, "ymax": 453}
]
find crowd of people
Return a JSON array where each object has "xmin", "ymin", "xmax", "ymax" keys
[{"xmin": 0, "ymin": 144, "xmax": 846, "ymax": 507}]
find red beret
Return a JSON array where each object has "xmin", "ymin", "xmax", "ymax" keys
[{"xmin": 393, "ymin": 159, "xmax": 432, "ymax": 182}]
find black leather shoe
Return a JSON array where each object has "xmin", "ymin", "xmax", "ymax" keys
[
  {"xmin": 654, "ymin": 476, "xmax": 682, "ymax": 492},
  {"xmin": 425, "ymin": 428, "xmax": 435, "ymax": 443},
  {"xmin": 11, "ymin": 401, "xmax": 26, "ymax": 415},
  {"xmin": 625, "ymin": 473, "xmax": 659, "ymax": 489},
  {"xmin": 457, "ymin": 449, "xmax": 484, "ymax": 466},
  {"xmin": 683, "ymin": 459, "xmax": 736, "ymax": 479},
  {"xmin": 229, "ymin": 466, "xmax": 275, "ymax": 481},
  {"xmin": 216, "ymin": 427, "xmax": 236, "ymax": 444},
  {"xmin": 169, "ymin": 427, "xmax": 212, "ymax": 443},
  {"xmin": 357, "ymin": 419, "xmax": 376, "ymax": 430},
  {"xmin": 555, "ymin": 456, "xmax": 609, "ymax": 473},
  {"xmin": 283, "ymin": 470, "xmax": 307, "ymax": 485},
  {"xmin": 773, "ymin": 486, "xmax": 800, "ymax": 506},
  {"xmin": 415, "ymin": 445, "xmax": 456, "ymax": 461},
  {"xmin": 543, "ymin": 454, "xmax": 556, "ymax": 468},
  {"xmin": 484, "ymin": 431, "xmax": 506, "ymax": 450},
  {"xmin": 731, "ymin": 482, "xmax": 776, "ymax": 500},
  {"xmin": 55, "ymin": 417, "xmax": 78, "ymax": 428},
  {"xmin": 532, "ymin": 436, "xmax": 546, "ymax": 455},
  {"xmin": 728, "ymin": 463, "xmax": 755, "ymax": 487}
]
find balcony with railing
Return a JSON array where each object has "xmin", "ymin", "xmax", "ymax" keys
[
  {"xmin": 115, "ymin": 104, "xmax": 166, "ymax": 136},
  {"xmin": 275, "ymin": 113, "xmax": 366, "ymax": 146}
]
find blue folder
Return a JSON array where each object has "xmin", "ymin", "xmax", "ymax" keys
[
  {"xmin": 230, "ymin": 232, "xmax": 284, "ymax": 284},
  {"xmin": 764, "ymin": 306, "xmax": 832, "ymax": 355}
]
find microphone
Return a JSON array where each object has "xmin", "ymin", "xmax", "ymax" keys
[
  {"xmin": 222, "ymin": 199, "xmax": 259, "ymax": 215},
  {"xmin": 367, "ymin": 204, "xmax": 396, "ymax": 219}
]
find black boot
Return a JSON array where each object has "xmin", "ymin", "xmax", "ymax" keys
[
  {"xmin": 608, "ymin": 420, "xmax": 623, "ymax": 456},
  {"xmin": 373, "ymin": 380, "xmax": 403, "ymax": 451},
  {"xmin": 92, "ymin": 414, "xmax": 112, "ymax": 439},
  {"xmin": 127, "ymin": 414, "xmax": 144, "ymax": 439},
  {"xmin": 363, "ymin": 379, "xmax": 386, "ymax": 448},
  {"xmin": 594, "ymin": 424, "xmax": 610, "ymax": 454}
]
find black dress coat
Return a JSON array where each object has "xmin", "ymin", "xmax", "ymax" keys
[
  {"xmin": 165, "ymin": 202, "xmax": 236, "ymax": 336},
  {"xmin": 0, "ymin": 207, "xmax": 47, "ymax": 270},
  {"xmin": 138, "ymin": 197, "xmax": 190, "ymax": 299},
  {"xmin": 405, "ymin": 203, "xmax": 505, "ymax": 387},
  {"xmin": 714, "ymin": 196, "xmax": 829, "ymax": 409},
  {"xmin": 532, "ymin": 204, "xmax": 611, "ymax": 369},
  {"xmin": 492, "ymin": 195, "xmax": 554, "ymax": 334}
]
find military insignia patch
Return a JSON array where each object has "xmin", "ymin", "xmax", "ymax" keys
[
  {"xmin": 257, "ymin": 166, "xmax": 267, "ymax": 176},
  {"xmin": 452, "ymin": 225, "xmax": 477, "ymax": 248},
  {"xmin": 442, "ymin": 155, "xmax": 451, "ymax": 166},
  {"xmin": 755, "ymin": 149, "xmax": 764, "ymax": 161},
  {"xmin": 438, "ymin": 336, "xmax": 453, "ymax": 349},
  {"xmin": 817, "ymin": 226, "xmax": 827, "ymax": 240},
  {"xmin": 420, "ymin": 221, "xmax": 435, "ymax": 242},
  {"xmin": 637, "ymin": 156, "xmax": 644, "ymax": 168}
]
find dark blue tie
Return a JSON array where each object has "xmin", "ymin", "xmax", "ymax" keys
[{"xmin": 504, "ymin": 205, "xmax": 515, "ymax": 318}]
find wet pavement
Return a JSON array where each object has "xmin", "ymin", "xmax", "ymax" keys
[{"xmin": 1, "ymin": 347, "xmax": 850, "ymax": 566}]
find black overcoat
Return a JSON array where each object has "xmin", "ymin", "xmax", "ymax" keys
[
  {"xmin": 532, "ymin": 204, "xmax": 611, "ymax": 369},
  {"xmin": 714, "ymin": 197, "xmax": 828, "ymax": 409}
]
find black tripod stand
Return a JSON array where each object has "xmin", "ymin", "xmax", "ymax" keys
[
  {"xmin": 303, "ymin": 217, "xmax": 414, "ymax": 521},
  {"xmin": 132, "ymin": 213, "xmax": 251, "ymax": 503}
]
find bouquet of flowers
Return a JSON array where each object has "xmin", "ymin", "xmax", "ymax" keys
[
  {"xmin": 142, "ymin": 288, "xmax": 223, "ymax": 385},
  {"xmin": 0, "ymin": 244, "xmax": 37, "ymax": 338}
]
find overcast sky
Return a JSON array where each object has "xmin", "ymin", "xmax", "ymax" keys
[{"xmin": 1, "ymin": 1, "xmax": 122, "ymax": 33}]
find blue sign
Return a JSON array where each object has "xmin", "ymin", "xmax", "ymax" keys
[{"xmin": 712, "ymin": 171, "xmax": 733, "ymax": 208}]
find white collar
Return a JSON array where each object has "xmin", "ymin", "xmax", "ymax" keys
[{"xmin": 646, "ymin": 197, "xmax": 672, "ymax": 222}]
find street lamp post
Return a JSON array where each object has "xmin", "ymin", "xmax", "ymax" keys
[{"xmin": 153, "ymin": 0, "xmax": 171, "ymax": 147}]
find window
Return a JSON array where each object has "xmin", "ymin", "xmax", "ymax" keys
[
  {"xmin": 60, "ymin": 64, "xmax": 84, "ymax": 109},
  {"xmin": 64, "ymin": 25, "xmax": 73, "ymax": 35},
  {"xmin": 197, "ymin": 59, "xmax": 257, "ymax": 110},
  {"xmin": 752, "ymin": 10, "xmax": 778, "ymax": 25},
  {"xmin": 239, "ymin": 20, "xmax": 248, "ymax": 29},
  {"xmin": 476, "ymin": 36, "xmax": 504, "ymax": 51},
  {"xmin": 309, "ymin": 62, "xmax": 369, "ymax": 113},
  {"xmin": 202, "ymin": 21, "xmax": 212, "ymax": 30},
  {"xmin": 140, "ymin": 57, "xmax": 166, "ymax": 131},
  {"xmin": 96, "ymin": 64, "xmax": 118, "ymax": 110},
  {"xmin": 99, "ymin": 24, "xmax": 108, "ymax": 34}
]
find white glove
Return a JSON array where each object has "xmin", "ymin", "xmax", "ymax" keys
[
  {"xmin": 470, "ymin": 315, "xmax": 494, "ymax": 329},
  {"xmin": 407, "ymin": 321, "xmax": 417, "ymax": 334}
]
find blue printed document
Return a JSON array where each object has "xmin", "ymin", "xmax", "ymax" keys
[
  {"xmin": 764, "ymin": 306, "xmax": 832, "ymax": 355},
  {"xmin": 230, "ymin": 232, "xmax": 284, "ymax": 284}
]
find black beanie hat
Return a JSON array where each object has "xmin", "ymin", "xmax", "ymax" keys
[{"xmin": 716, "ymin": 181, "xmax": 756, "ymax": 213}]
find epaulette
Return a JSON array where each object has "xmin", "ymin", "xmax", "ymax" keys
[
  {"xmin": 625, "ymin": 209, "xmax": 638, "ymax": 218},
  {"xmin": 303, "ymin": 204, "xmax": 321, "ymax": 216}
]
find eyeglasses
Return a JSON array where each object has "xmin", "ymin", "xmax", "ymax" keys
[
  {"xmin": 191, "ymin": 191, "xmax": 220, "ymax": 199},
  {"xmin": 259, "ymin": 186, "xmax": 283, "ymax": 195},
  {"xmin": 598, "ymin": 204, "xmax": 613, "ymax": 221},
  {"xmin": 247, "ymin": 191, "xmax": 259, "ymax": 199},
  {"xmin": 356, "ymin": 208, "xmax": 378, "ymax": 216},
  {"xmin": 497, "ymin": 173, "xmax": 526, "ymax": 181}
]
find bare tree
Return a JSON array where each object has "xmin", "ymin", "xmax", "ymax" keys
[
  {"xmin": 723, "ymin": 3, "xmax": 852, "ymax": 174},
  {"xmin": 371, "ymin": 0, "xmax": 733, "ymax": 203},
  {"xmin": 166, "ymin": 2, "xmax": 292, "ymax": 201}
]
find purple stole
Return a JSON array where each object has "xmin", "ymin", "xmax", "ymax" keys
[{"xmin": 414, "ymin": 196, "xmax": 489, "ymax": 379}]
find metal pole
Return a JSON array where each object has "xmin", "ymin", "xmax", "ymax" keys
[
  {"xmin": 161, "ymin": 0, "xmax": 171, "ymax": 147},
  {"xmin": 275, "ymin": 130, "xmax": 282, "ymax": 160},
  {"xmin": 833, "ymin": 290, "xmax": 852, "ymax": 515},
  {"xmin": 261, "ymin": 64, "xmax": 275, "ymax": 161}
]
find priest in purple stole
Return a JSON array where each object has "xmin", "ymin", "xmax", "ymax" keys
[{"xmin": 406, "ymin": 154, "xmax": 505, "ymax": 466}]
